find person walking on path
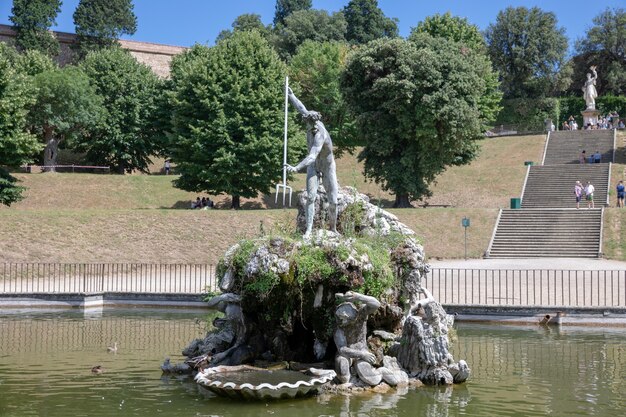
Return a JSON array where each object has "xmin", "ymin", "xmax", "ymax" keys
[
  {"xmin": 164, "ymin": 159, "xmax": 171, "ymax": 175},
  {"xmin": 617, "ymin": 180, "xmax": 625, "ymax": 208},
  {"xmin": 574, "ymin": 181, "xmax": 584, "ymax": 209},
  {"xmin": 585, "ymin": 181, "xmax": 595, "ymax": 209}
]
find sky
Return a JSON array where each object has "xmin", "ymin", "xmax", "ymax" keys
[{"xmin": 0, "ymin": 0, "xmax": 623, "ymax": 51}]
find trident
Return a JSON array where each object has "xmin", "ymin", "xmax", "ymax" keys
[{"xmin": 275, "ymin": 76, "xmax": 292, "ymax": 206}]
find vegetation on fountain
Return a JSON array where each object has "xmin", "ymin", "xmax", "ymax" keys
[{"xmin": 178, "ymin": 186, "xmax": 469, "ymax": 387}]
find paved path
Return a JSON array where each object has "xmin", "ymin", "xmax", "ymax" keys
[
  {"xmin": 429, "ymin": 257, "xmax": 626, "ymax": 271},
  {"xmin": 425, "ymin": 258, "xmax": 626, "ymax": 308}
]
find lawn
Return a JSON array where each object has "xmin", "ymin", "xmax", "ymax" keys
[{"xmin": 0, "ymin": 135, "xmax": 546, "ymax": 263}]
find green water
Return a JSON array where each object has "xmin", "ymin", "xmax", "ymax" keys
[{"xmin": 0, "ymin": 311, "xmax": 624, "ymax": 416}]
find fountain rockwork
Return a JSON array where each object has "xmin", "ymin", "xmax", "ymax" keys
[{"xmin": 167, "ymin": 186, "xmax": 470, "ymax": 394}]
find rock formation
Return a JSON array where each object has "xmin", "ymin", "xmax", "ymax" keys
[{"xmin": 167, "ymin": 186, "xmax": 470, "ymax": 388}]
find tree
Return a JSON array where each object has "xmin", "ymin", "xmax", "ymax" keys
[
  {"xmin": 485, "ymin": 6, "xmax": 568, "ymax": 98},
  {"xmin": 273, "ymin": 0, "xmax": 312, "ymax": 26},
  {"xmin": 341, "ymin": 36, "xmax": 493, "ymax": 207},
  {"xmin": 73, "ymin": 0, "xmax": 137, "ymax": 57},
  {"xmin": 28, "ymin": 67, "xmax": 104, "ymax": 171},
  {"xmin": 0, "ymin": 44, "xmax": 41, "ymax": 206},
  {"xmin": 272, "ymin": 9, "xmax": 347, "ymax": 60},
  {"xmin": 410, "ymin": 12, "xmax": 486, "ymax": 51},
  {"xmin": 13, "ymin": 49, "xmax": 57, "ymax": 76},
  {"xmin": 216, "ymin": 14, "xmax": 272, "ymax": 44},
  {"xmin": 572, "ymin": 8, "xmax": 625, "ymax": 96},
  {"xmin": 79, "ymin": 47, "xmax": 162, "ymax": 173},
  {"xmin": 342, "ymin": 0, "xmax": 398, "ymax": 44},
  {"xmin": 167, "ymin": 33, "xmax": 305, "ymax": 209},
  {"xmin": 9, "ymin": 0, "xmax": 62, "ymax": 56},
  {"xmin": 409, "ymin": 13, "xmax": 502, "ymax": 129},
  {"xmin": 289, "ymin": 41, "xmax": 357, "ymax": 154}
]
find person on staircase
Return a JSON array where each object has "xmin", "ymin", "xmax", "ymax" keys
[
  {"xmin": 593, "ymin": 150, "xmax": 602, "ymax": 164},
  {"xmin": 585, "ymin": 181, "xmax": 595, "ymax": 209},
  {"xmin": 574, "ymin": 181, "xmax": 584, "ymax": 209}
]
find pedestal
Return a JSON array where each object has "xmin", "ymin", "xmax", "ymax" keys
[{"xmin": 581, "ymin": 108, "xmax": 600, "ymax": 128}]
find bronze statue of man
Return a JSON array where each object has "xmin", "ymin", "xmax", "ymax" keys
[{"xmin": 285, "ymin": 88, "xmax": 338, "ymax": 239}]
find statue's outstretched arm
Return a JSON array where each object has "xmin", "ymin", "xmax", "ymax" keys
[
  {"xmin": 287, "ymin": 88, "xmax": 308, "ymax": 115},
  {"xmin": 292, "ymin": 132, "xmax": 322, "ymax": 171},
  {"xmin": 336, "ymin": 291, "xmax": 381, "ymax": 314}
]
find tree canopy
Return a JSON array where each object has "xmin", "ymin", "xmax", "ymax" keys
[
  {"xmin": 272, "ymin": 9, "xmax": 347, "ymax": 60},
  {"xmin": 216, "ymin": 14, "xmax": 272, "ymax": 44},
  {"xmin": 73, "ymin": 0, "xmax": 137, "ymax": 57},
  {"xmin": 342, "ymin": 0, "xmax": 398, "ymax": 44},
  {"xmin": 573, "ymin": 7, "xmax": 625, "ymax": 96},
  {"xmin": 342, "ymin": 36, "xmax": 494, "ymax": 207},
  {"xmin": 289, "ymin": 40, "xmax": 357, "ymax": 154},
  {"xmin": 409, "ymin": 13, "xmax": 502, "ymax": 130},
  {"xmin": 0, "ymin": 44, "xmax": 41, "ymax": 206},
  {"xmin": 78, "ymin": 47, "xmax": 162, "ymax": 173},
  {"xmin": 9, "ymin": 0, "xmax": 62, "ymax": 56},
  {"xmin": 410, "ymin": 12, "xmax": 485, "ymax": 51},
  {"xmin": 28, "ymin": 67, "xmax": 104, "ymax": 171},
  {"xmin": 273, "ymin": 0, "xmax": 312, "ymax": 26},
  {"xmin": 167, "ymin": 32, "xmax": 305, "ymax": 209},
  {"xmin": 485, "ymin": 6, "xmax": 569, "ymax": 98}
]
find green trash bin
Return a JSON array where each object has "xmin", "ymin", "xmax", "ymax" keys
[
  {"xmin": 510, "ymin": 198, "xmax": 521, "ymax": 209},
  {"xmin": 524, "ymin": 161, "xmax": 534, "ymax": 166}
]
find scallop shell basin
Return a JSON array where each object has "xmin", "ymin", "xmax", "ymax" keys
[{"xmin": 195, "ymin": 365, "xmax": 336, "ymax": 400}]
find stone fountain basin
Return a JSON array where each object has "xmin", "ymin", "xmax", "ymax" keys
[{"xmin": 195, "ymin": 365, "xmax": 336, "ymax": 400}]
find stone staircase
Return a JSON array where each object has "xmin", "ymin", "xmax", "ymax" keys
[
  {"xmin": 488, "ymin": 209, "xmax": 602, "ymax": 258},
  {"xmin": 543, "ymin": 130, "xmax": 615, "ymax": 165},
  {"xmin": 521, "ymin": 163, "xmax": 610, "ymax": 208},
  {"xmin": 486, "ymin": 129, "xmax": 614, "ymax": 258}
]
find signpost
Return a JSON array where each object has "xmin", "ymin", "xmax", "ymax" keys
[
  {"xmin": 462, "ymin": 217, "xmax": 470, "ymax": 260},
  {"xmin": 275, "ymin": 76, "xmax": 292, "ymax": 206}
]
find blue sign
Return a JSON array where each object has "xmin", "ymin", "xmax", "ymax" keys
[{"xmin": 462, "ymin": 217, "xmax": 470, "ymax": 228}]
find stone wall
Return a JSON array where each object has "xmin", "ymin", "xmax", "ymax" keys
[{"xmin": 0, "ymin": 24, "xmax": 186, "ymax": 78}]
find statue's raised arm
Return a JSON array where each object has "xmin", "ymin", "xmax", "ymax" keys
[{"xmin": 287, "ymin": 87, "xmax": 309, "ymax": 116}]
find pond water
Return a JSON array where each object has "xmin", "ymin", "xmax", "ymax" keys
[{"xmin": 0, "ymin": 311, "xmax": 624, "ymax": 417}]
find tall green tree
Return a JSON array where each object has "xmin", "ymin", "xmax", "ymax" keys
[
  {"xmin": 79, "ymin": 48, "xmax": 162, "ymax": 173},
  {"xmin": 73, "ymin": 0, "xmax": 137, "ymax": 57},
  {"xmin": 167, "ymin": 32, "xmax": 304, "ymax": 209},
  {"xmin": 9, "ymin": 0, "xmax": 62, "ymax": 56},
  {"xmin": 409, "ymin": 13, "xmax": 502, "ymax": 129},
  {"xmin": 341, "ymin": 36, "xmax": 494, "ymax": 207},
  {"xmin": 485, "ymin": 6, "xmax": 569, "ymax": 98},
  {"xmin": 289, "ymin": 41, "xmax": 357, "ymax": 154},
  {"xmin": 273, "ymin": 0, "xmax": 312, "ymax": 26},
  {"xmin": 342, "ymin": 0, "xmax": 398, "ymax": 44},
  {"xmin": 410, "ymin": 12, "xmax": 486, "ymax": 51},
  {"xmin": 216, "ymin": 14, "xmax": 272, "ymax": 44},
  {"xmin": 572, "ymin": 7, "xmax": 625, "ymax": 96},
  {"xmin": 28, "ymin": 67, "xmax": 103, "ymax": 171},
  {"xmin": 272, "ymin": 9, "xmax": 347, "ymax": 60},
  {"xmin": 0, "ymin": 44, "xmax": 41, "ymax": 206}
]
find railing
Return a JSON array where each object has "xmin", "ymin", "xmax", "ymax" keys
[
  {"xmin": 22, "ymin": 165, "xmax": 110, "ymax": 173},
  {"xmin": 2, "ymin": 264, "xmax": 625, "ymax": 309},
  {"xmin": 0, "ymin": 263, "xmax": 218, "ymax": 294},
  {"xmin": 425, "ymin": 268, "xmax": 626, "ymax": 308}
]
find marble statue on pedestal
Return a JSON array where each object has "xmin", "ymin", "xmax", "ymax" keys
[
  {"xmin": 582, "ymin": 66, "xmax": 598, "ymax": 110},
  {"xmin": 285, "ymin": 88, "xmax": 338, "ymax": 239}
]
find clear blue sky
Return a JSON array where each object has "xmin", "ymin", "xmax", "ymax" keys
[{"xmin": 0, "ymin": 0, "xmax": 623, "ymax": 51}]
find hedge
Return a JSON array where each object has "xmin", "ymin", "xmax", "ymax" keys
[{"xmin": 494, "ymin": 95, "xmax": 626, "ymax": 131}]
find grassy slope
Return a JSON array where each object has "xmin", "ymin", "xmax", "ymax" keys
[
  {"xmin": 1, "ymin": 135, "xmax": 545, "ymax": 264},
  {"xmin": 603, "ymin": 131, "xmax": 626, "ymax": 260}
]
